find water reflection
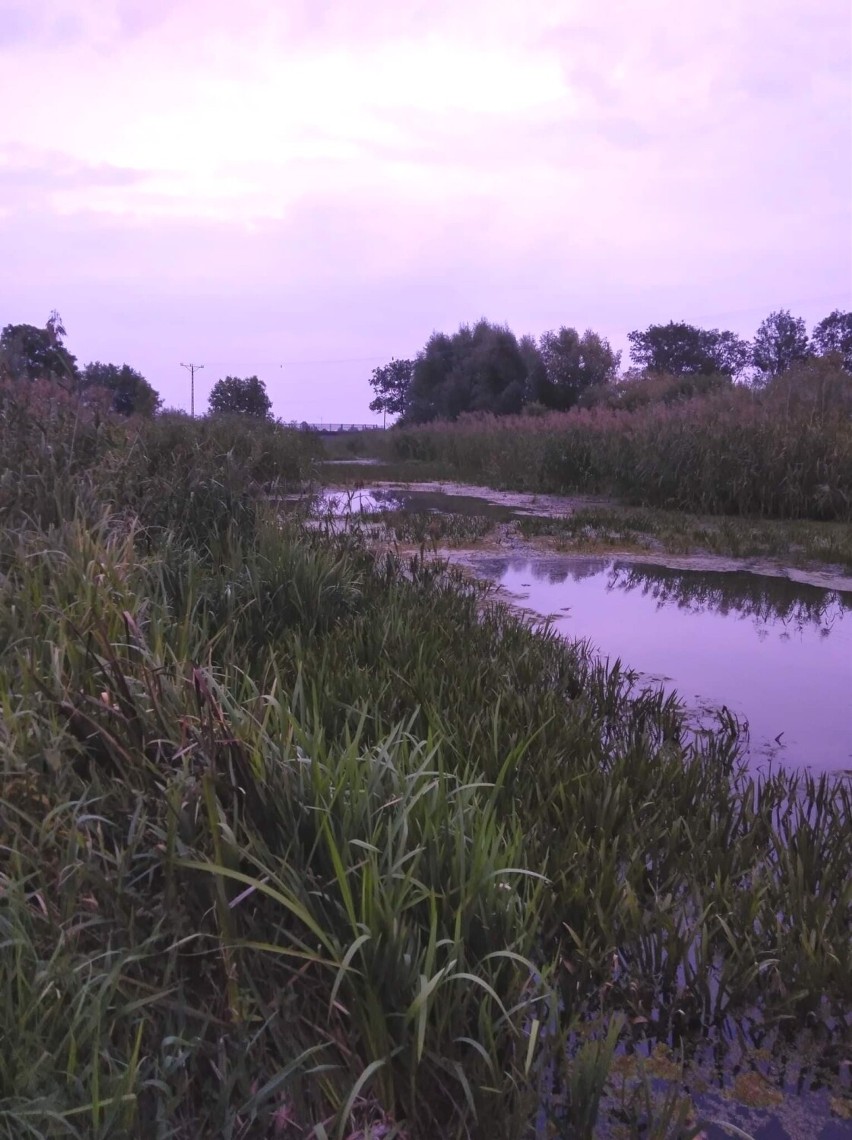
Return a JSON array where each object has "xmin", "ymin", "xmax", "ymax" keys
[
  {"xmin": 609, "ymin": 563, "xmax": 850, "ymax": 637},
  {"xmin": 475, "ymin": 556, "xmax": 852, "ymax": 773},
  {"xmin": 318, "ymin": 488, "xmax": 516, "ymax": 520}
]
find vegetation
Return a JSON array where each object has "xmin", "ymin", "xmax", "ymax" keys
[
  {"xmin": 81, "ymin": 362, "xmax": 162, "ymax": 417},
  {"xmin": 0, "ymin": 311, "xmax": 78, "ymax": 384},
  {"xmin": 208, "ymin": 374, "xmax": 273, "ymax": 419},
  {"xmin": 1, "ymin": 375, "xmax": 850, "ymax": 1137},
  {"xmin": 368, "ymin": 308, "xmax": 850, "ymax": 425},
  {"xmin": 0, "ymin": 313, "xmax": 160, "ymax": 416},
  {"xmin": 368, "ymin": 358, "xmax": 414, "ymax": 420},
  {"xmin": 625, "ymin": 322, "xmax": 749, "ymax": 379},
  {"xmin": 516, "ymin": 506, "xmax": 852, "ymax": 571},
  {"xmin": 374, "ymin": 358, "xmax": 852, "ymax": 521},
  {"xmin": 812, "ymin": 309, "xmax": 852, "ymax": 371},
  {"xmin": 751, "ymin": 309, "xmax": 811, "ymax": 380}
]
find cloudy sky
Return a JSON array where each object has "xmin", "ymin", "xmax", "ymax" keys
[{"xmin": 1, "ymin": 0, "xmax": 850, "ymax": 421}]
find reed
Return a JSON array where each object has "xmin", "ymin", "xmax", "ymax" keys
[
  {"xmin": 0, "ymin": 379, "xmax": 849, "ymax": 1137},
  {"xmin": 371, "ymin": 360, "xmax": 852, "ymax": 521}
]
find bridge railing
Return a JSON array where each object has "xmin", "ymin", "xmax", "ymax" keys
[{"xmin": 287, "ymin": 423, "xmax": 386, "ymax": 433}]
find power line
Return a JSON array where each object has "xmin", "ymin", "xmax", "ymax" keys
[
  {"xmin": 200, "ymin": 355, "xmax": 389, "ymax": 368},
  {"xmin": 180, "ymin": 362, "xmax": 204, "ymax": 417}
]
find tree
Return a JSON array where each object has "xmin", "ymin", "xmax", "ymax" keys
[
  {"xmin": 80, "ymin": 361, "xmax": 161, "ymax": 416},
  {"xmin": 537, "ymin": 327, "xmax": 621, "ymax": 410},
  {"xmin": 0, "ymin": 311, "xmax": 78, "ymax": 383},
  {"xmin": 752, "ymin": 310, "xmax": 810, "ymax": 378},
  {"xmin": 208, "ymin": 375, "xmax": 272, "ymax": 419},
  {"xmin": 628, "ymin": 321, "xmax": 750, "ymax": 377},
  {"xmin": 812, "ymin": 310, "xmax": 852, "ymax": 372},
  {"xmin": 518, "ymin": 334, "xmax": 547, "ymax": 405},
  {"xmin": 406, "ymin": 321, "xmax": 528, "ymax": 423},
  {"xmin": 368, "ymin": 358, "xmax": 413, "ymax": 420}
]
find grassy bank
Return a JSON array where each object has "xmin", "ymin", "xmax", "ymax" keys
[
  {"xmin": 1, "ymin": 380, "xmax": 850, "ymax": 1137},
  {"xmin": 329, "ymin": 360, "xmax": 852, "ymax": 521},
  {"xmin": 515, "ymin": 505, "xmax": 852, "ymax": 572}
]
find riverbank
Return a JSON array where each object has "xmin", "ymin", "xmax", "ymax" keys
[
  {"xmin": 311, "ymin": 475, "xmax": 852, "ymax": 589},
  {"xmin": 2, "ymin": 389, "xmax": 850, "ymax": 1138}
]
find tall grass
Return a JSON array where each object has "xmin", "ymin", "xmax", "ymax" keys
[
  {"xmin": 378, "ymin": 360, "xmax": 852, "ymax": 520},
  {"xmin": 1, "ymin": 379, "xmax": 849, "ymax": 1136}
]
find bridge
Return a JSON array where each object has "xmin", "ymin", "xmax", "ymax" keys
[{"xmin": 290, "ymin": 423, "xmax": 386, "ymax": 434}]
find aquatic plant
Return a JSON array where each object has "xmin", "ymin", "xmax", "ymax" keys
[{"xmin": 0, "ymin": 381, "xmax": 849, "ymax": 1137}]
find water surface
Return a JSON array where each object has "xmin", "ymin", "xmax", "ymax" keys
[
  {"xmin": 317, "ymin": 487, "xmax": 518, "ymax": 520},
  {"xmin": 476, "ymin": 556, "xmax": 852, "ymax": 774}
]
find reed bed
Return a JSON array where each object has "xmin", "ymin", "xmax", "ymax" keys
[
  {"xmin": 377, "ymin": 361, "xmax": 852, "ymax": 521},
  {"xmin": 1, "ymin": 380, "xmax": 850, "ymax": 1137}
]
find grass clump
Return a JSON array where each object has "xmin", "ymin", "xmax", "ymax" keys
[
  {"xmin": 0, "ymin": 378, "xmax": 850, "ymax": 1137},
  {"xmin": 518, "ymin": 506, "xmax": 852, "ymax": 571}
]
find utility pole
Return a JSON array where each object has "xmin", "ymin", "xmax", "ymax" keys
[{"xmin": 180, "ymin": 362, "xmax": 204, "ymax": 417}]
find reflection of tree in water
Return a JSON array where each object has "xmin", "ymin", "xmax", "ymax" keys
[
  {"xmin": 485, "ymin": 557, "xmax": 610, "ymax": 585},
  {"xmin": 538, "ymin": 558, "xmax": 611, "ymax": 585},
  {"xmin": 607, "ymin": 563, "xmax": 850, "ymax": 636}
]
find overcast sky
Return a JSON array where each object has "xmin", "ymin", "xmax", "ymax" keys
[{"xmin": 1, "ymin": 0, "xmax": 850, "ymax": 421}]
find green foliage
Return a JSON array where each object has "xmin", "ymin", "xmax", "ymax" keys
[
  {"xmin": 208, "ymin": 374, "xmax": 273, "ymax": 419},
  {"xmin": 752, "ymin": 309, "xmax": 810, "ymax": 378},
  {"xmin": 536, "ymin": 326, "xmax": 621, "ymax": 410},
  {"xmin": 517, "ymin": 505, "xmax": 852, "ymax": 570},
  {"xmin": 384, "ymin": 359, "xmax": 852, "ymax": 520},
  {"xmin": 368, "ymin": 358, "xmax": 413, "ymax": 419},
  {"xmin": 627, "ymin": 321, "xmax": 750, "ymax": 377},
  {"xmin": 0, "ymin": 383, "xmax": 849, "ymax": 1136},
  {"xmin": 812, "ymin": 309, "xmax": 852, "ymax": 372},
  {"xmin": 81, "ymin": 361, "xmax": 161, "ymax": 416},
  {"xmin": 0, "ymin": 311, "xmax": 78, "ymax": 384},
  {"xmin": 579, "ymin": 369, "xmax": 734, "ymax": 411},
  {"xmin": 407, "ymin": 320, "xmax": 527, "ymax": 423}
]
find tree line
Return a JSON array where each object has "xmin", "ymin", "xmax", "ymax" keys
[
  {"xmin": 369, "ymin": 309, "xmax": 852, "ymax": 424},
  {"xmin": 0, "ymin": 313, "xmax": 274, "ymax": 419},
  {"xmin": 4, "ymin": 308, "xmax": 850, "ymax": 426},
  {"xmin": 0, "ymin": 313, "xmax": 162, "ymax": 416}
]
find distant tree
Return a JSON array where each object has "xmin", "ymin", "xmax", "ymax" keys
[
  {"xmin": 406, "ymin": 321, "xmax": 527, "ymax": 423},
  {"xmin": 751, "ymin": 310, "xmax": 810, "ymax": 378},
  {"xmin": 368, "ymin": 358, "xmax": 413, "ymax": 420},
  {"xmin": 518, "ymin": 334, "xmax": 547, "ymax": 404},
  {"xmin": 811, "ymin": 310, "xmax": 852, "ymax": 372},
  {"xmin": 80, "ymin": 361, "xmax": 161, "ymax": 416},
  {"xmin": 208, "ymin": 375, "xmax": 272, "ymax": 419},
  {"xmin": 627, "ymin": 321, "xmax": 749, "ymax": 377},
  {"xmin": 0, "ymin": 311, "xmax": 78, "ymax": 383},
  {"xmin": 538, "ymin": 327, "xmax": 621, "ymax": 410}
]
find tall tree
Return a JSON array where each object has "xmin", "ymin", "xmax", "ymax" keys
[
  {"xmin": 208, "ymin": 375, "xmax": 272, "ymax": 419},
  {"xmin": 368, "ymin": 358, "xmax": 413, "ymax": 420},
  {"xmin": 627, "ymin": 321, "xmax": 749, "ymax": 377},
  {"xmin": 0, "ymin": 311, "xmax": 78, "ymax": 383},
  {"xmin": 406, "ymin": 321, "xmax": 527, "ymax": 423},
  {"xmin": 811, "ymin": 310, "xmax": 852, "ymax": 372},
  {"xmin": 81, "ymin": 362, "xmax": 161, "ymax": 416},
  {"xmin": 518, "ymin": 334, "xmax": 547, "ymax": 405},
  {"xmin": 538, "ymin": 327, "xmax": 621, "ymax": 410},
  {"xmin": 752, "ymin": 310, "xmax": 810, "ymax": 377}
]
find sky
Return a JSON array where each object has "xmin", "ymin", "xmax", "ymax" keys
[{"xmin": 1, "ymin": 0, "xmax": 850, "ymax": 422}]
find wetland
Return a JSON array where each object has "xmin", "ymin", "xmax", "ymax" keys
[{"xmin": 1, "ymin": 387, "xmax": 850, "ymax": 1139}]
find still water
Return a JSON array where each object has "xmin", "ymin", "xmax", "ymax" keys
[
  {"xmin": 317, "ymin": 487, "xmax": 519, "ymax": 519},
  {"xmin": 475, "ymin": 556, "xmax": 852, "ymax": 774}
]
